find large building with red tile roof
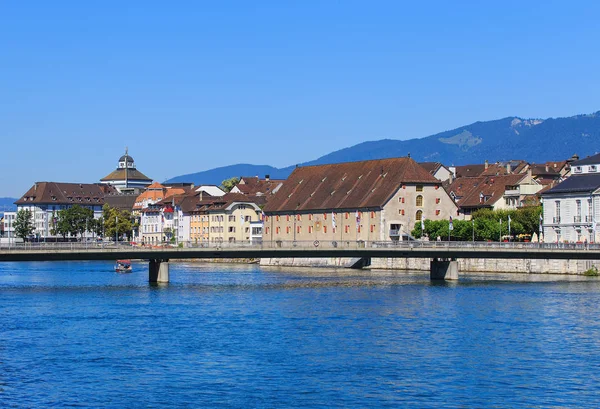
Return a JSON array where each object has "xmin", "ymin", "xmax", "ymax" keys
[
  {"xmin": 14, "ymin": 182, "xmax": 118, "ymax": 239},
  {"xmin": 263, "ymin": 157, "xmax": 457, "ymax": 243}
]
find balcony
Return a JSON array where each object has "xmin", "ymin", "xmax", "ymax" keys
[
  {"xmin": 553, "ymin": 217, "xmax": 561, "ymax": 224},
  {"xmin": 389, "ymin": 229, "xmax": 400, "ymax": 236},
  {"xmin": 504, "ymin": 189, "xmax": 520, "ymax": 196}
]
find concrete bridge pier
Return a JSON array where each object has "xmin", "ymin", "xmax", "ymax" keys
[
  {"xmin": 430, "ymin": 258, "xmax": 459, "ymax": 280},
  {"xmin": 149, "ymin": 259, "xmax": 169, "ymax": 283}
]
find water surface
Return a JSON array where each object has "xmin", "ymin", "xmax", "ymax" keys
[{"xmin": 1, "ymin": 261, "xmax": 600, "ymax": 408}]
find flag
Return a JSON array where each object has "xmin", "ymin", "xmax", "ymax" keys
[
  {"xmin": 508, "ymin": 214, "xmax": 511, "ymax": 228},
  {"xmin": 240, "ymin": 213, "xmax": 245, "ymax": 225},
  {"xmin": 355, "ymin": 210, "xmax": 360, "ymax": 227},
  {"xmin": 421, "ymin": 218, "xmax": 425, "ymax": 231},
  {"xmin": 449, "ymin": 216, "xmax": 454, "ymax": 231},
  {"xmin": 261, "ymin": 211, "xmax": 266, "ymax": 222},
  {"xmin": 332, "ymin": 212, "xmax": 337, "ymax": 230}
]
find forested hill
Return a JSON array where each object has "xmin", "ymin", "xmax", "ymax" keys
[{"xmin": 166, "ymin": 111, "xmax": 600, "ymax": 185}]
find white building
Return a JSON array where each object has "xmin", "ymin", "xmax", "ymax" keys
[
  {"xmin": 14, "ymin": 182, "xmax": 115, "ymax": 240},
  {"xmin": 2, "ymin": 212, "xmax": 16, "ymax": 243},
  {"xmin": 570, "ymin": 153, "xmax": 600, "ymax": 175},
  {"xmin": 541, "ymin": 174, "xmax": 600, "ymax": 243}
]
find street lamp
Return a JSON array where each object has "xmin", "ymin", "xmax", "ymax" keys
[{"xmin": 115, "ymin": 215, "xmax": 118, "ymax": 245}]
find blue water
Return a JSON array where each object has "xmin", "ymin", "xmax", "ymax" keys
[{"xmin": 1, "ymin": 262, "xmax": 600, "ymax": 408}]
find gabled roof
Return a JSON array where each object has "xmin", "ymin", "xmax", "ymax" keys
[
  {"xmin": 446, "ymin": 174, "xmax": 526, "ymax": 208},
  {"xmin": 234, "ymin": 177, "xmax": 284, "ymax": 197},
  {"xmin": 264, "ymin": 157, "xmax": 439, "ymax": 213},
  {"xmin": 195, "ymin": 185, "xmax": 226, "ymax": 197},
  {"xmin": 571, "ymin": 153, "xmax": 600, "ymax": 166},
  {"xmin": 542, "ymin": 174, "xmax": 600, "ymax": 195},
  {"xmin": 454, "ymin": 164, "xmax": 487, "ymax": 178},
  {"xmin": 418, "ymin": 162, "xmax": 444, "ymax": 175},
  {"xmin": 15, "ymin": 182, "xmax": 118, "ymax": 205},
  {"xmin": 100, "ymin": 168, "xmax": 152, "ymax": 182}
]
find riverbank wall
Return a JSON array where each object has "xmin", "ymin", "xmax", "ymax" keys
[{"xmin": 260, "ymin": 257, "xmax": 600, "ymax": 274}]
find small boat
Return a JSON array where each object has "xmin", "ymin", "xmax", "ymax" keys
[{"xmin": 115, "ymin": 259, "xmax": 132, "ymax": 273}]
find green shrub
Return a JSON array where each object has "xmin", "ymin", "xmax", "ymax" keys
[{"xmin": 583, "ymin": 266, "xmax": 599, "ymax": 276}]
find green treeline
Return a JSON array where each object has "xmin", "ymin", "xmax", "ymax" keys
[{"xmin": 411, "ymin": 206, "xmax": 542, "ymax": 241}]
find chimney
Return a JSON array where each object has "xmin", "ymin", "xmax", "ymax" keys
[
  {"xmin": 34, "ymin": 183, "xmax": 38, "ymax": 191},
  {"xmin": 545, "ymin": 165, "xmax": 549, "ymax": 172},
  {"xmin": 448, "ymin": 173, "xmax": 454, "ymax": 184},
  {"xmin": 485, "ymin": 160, "xmax": 489, "ymax": 170},
  {"xmin": 506, "ymin": 163, "xmax": 512, "ymax": 173},
  {"xmin": 527, "ymin": 168, "xmax": 532, "ymax": 179},
  {"xmin": 265, "ymin": 174, "xmax": 270, "ymax": 181}
]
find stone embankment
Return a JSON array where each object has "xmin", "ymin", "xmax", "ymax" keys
[{"xmin": 260, "ymin": 257, "xmax": 600, "ymax": 274}]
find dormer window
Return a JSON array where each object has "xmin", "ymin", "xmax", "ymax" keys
[
  {"xmin": 575, "ymin": 166, "xmax": 582, "ymax": 174},
  {"xmin": 590, "ymin": 165, "xmax": 597, "ymax": 173}
]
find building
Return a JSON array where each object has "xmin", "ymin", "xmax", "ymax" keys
[
  {"xmin": 14, "ymin": 182, "xmax": 116, "ymax": 239},
  {"xmin": 541, "ymin": 173, "xmax": 600, "ymax": 243},
  {"xmin": 206, "ymin": 193, "xmax": 265, "ymax": 243},
  {"xmin": 230, "ymin": 176, "xmax": 284, "ymax": 197},
  {"xmin": 100, "ymin": 149, "xmax": 153, "ymax": 194},
  {"xmin": 262, "ymin": 157, "xmax": 458, "ymax": 243},
  {"xmin": 570, "ymin": 153, "xmax": 600, "ymax": 175},
  {"xmin": 418, "ymin": 162, "xmax": 452, "ymax": 182}
]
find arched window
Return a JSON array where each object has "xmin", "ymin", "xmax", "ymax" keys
[
  {"xmin": 416, "ymin": 210, "xmax": 423, "ymax": 221},
  {"xmin": 416, "ymin": 195, "xmax": 423, "ymax": 207}
]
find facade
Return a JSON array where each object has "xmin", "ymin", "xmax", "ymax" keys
[
  {"xmin": 100, "ymin": 149, "xmax": 153, "ymax": 194},
  {"xmin": 541, "ymin": 174, "xmax": 600, "ymax": 243},
  {"xmin": 2, "ymin": 212, "xmax": 16, "ymax": 242},
  {"xmin": 570, "ymin": 153, "xmax": 600, "ymax": 175},
  {"xmin": 262, "ymin": 157, "xmax": 458, "ymax": 243},
  {"xmin": 14, "ymin": 182, "xmax": 116, "ymax": 240},
  {"xmin": 206, "ymin": 194, "xmax": 264, "ymax": 243}
]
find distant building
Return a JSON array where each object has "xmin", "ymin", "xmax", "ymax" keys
[
  {"xmin": 100, "ymin": 149, "xmax": 152, "ymax": 194},
  {"xmin": 230, "ymin": 176, "xmax": 284, "ymax": 197},
  {"xmin": 570, "ymin": 153, "xmax": 600, "ymax": 175},
  {"xmin": 418, "ymin": 162, "xmax": 452, "ymax": 182},
  {"xmin": 14, "ymin": 182, "xmax": 117, "ymax": 239}
]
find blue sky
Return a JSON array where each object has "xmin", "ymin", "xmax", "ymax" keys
[{"xmin": 2, "ymin": 0, "xmax": 600, "ymax": 197}]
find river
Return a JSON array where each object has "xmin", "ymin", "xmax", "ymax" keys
[{"xmin": 1, "ymin": 261, "xmax": 600, "ymax": 408}]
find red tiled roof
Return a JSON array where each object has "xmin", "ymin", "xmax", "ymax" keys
[
  {"xmin": 264, "ymin": 157, "xmax": 439, "ymax": 213},
  {"xmin": 446, "ymin": 174, "xmax": 526, "ymax": 208}
]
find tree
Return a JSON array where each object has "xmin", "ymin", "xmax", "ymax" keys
[
  {"xmin": 220, "ymin": 177, "xmax": 240, "ymax": 192},
  {"xmin": 54, "ymin": 205, "xmax": 94, "ymax": 239},
  {"xmin": 102, "ymin": 204, "xmax": 133, "ymax": 241},
  {"xmin": 13, "ymin": 209, "xmax": 34, "ymax": 240}
]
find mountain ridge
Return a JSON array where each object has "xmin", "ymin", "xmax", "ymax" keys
[{"xmin": 165, "ymin": 111, "xmax": 600, "ymax": 185}]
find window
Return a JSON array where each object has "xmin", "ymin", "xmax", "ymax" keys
[
  {"xmin": 308, "ymin": 214, "xmax": 312, "ymax": 221},
  {"xmin": 435, "ymin": 198, "xmax": 440, "ymax": 204},
  {"xmin": 276, "ymin": 215, "xmax": 280, "ymax": 222},
  {"xmin": 297, "ymin": 226, "xmax": 301, "ymax": 234},
  {"xmin": 416, "ymin": 195, "xmax": 423, "ymax": 207},
  {"xmin": 286, "ymin": 226, "xmax": 290, "ymax": 234},
  {"xmin": 276, "ymin": 227, "xmax": 280, "ymax": 234},
  {"xmin": 370, "ymin": 224, "xmax": 375, "ymax": 233},
  {"xmin": 591, "ymin": 165, "xmax": 597, "ymax": 172},
  {"xmin": 323, "ymin": 226, "xmax": 327, "ymax": 233},
  {"xmin": 436, "ymin": 210, "xmax": 440, "ymax": 215},
  {"xmin": 297, "ymin": 214, "xmax": 301, "ymax": 221},
  {"xmin": 345, "ymin": 212, "xmax": 349, "ymax": 219},
  {"xmin": 345, "ymin": 225, "xmax": 349, "ymax": 233},
  {"xmin": 370, "ymin": 211, "xmax": 375, "ymax": 218},
  {"xmin": 575, "ymin": 166, "xmax": 582, "ymax": 174},
  {"xmin": 576, "ymin": 200, "xmax": 582, "ymax": 216},
  {"xmin": 416, "ymin": 210, "xmax": 423, "ymax": 221},
  {"xmin": 266, "ymin": 227, "xmax": 270, "ymax": 234},
  {"xmin": 308, "ymin": 226, "xmax": 313, "ymax": 233},
  {"xmin": 416, "ymin": 185, "xmax": 423, "ymax": 192},
  {"xmin": 324, "ymin": 213, "xmax": 327, "ymax": 220},
  {"xmin": 589, "ymin": 199, "xmax": 593, "ymax": 220}
]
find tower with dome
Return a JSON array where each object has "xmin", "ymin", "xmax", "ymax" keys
[{"xmin": 100, "ymin": 148, "xmax": 153, "ymax": 194}]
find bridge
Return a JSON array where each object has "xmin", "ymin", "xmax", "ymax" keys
[{"xmin": 1, "ymin": 240, "xmax": 598, "ymax": 282}]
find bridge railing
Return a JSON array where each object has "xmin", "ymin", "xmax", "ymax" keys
[{"xmin": 1, "ymin": 239, "xmax": 599, "ymax": 252}]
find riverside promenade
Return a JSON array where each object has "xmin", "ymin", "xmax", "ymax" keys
[{"xmin": 1, "ymin": 240, "xmax": 599, "ymax": 282}]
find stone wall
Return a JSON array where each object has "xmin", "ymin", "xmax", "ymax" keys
[{"xmin": 261, "ymin": 257, "xmax": 600, "ymax": 275}]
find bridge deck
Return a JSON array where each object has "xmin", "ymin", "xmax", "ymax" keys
[{"xmin": 1, "ymin": 241, "xmax": 599, "ymax": 262}]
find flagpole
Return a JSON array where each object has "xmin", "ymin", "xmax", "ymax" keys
[{"xmin": 499, "ymin": 219, "xmax": 502, "ymax": 243}]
